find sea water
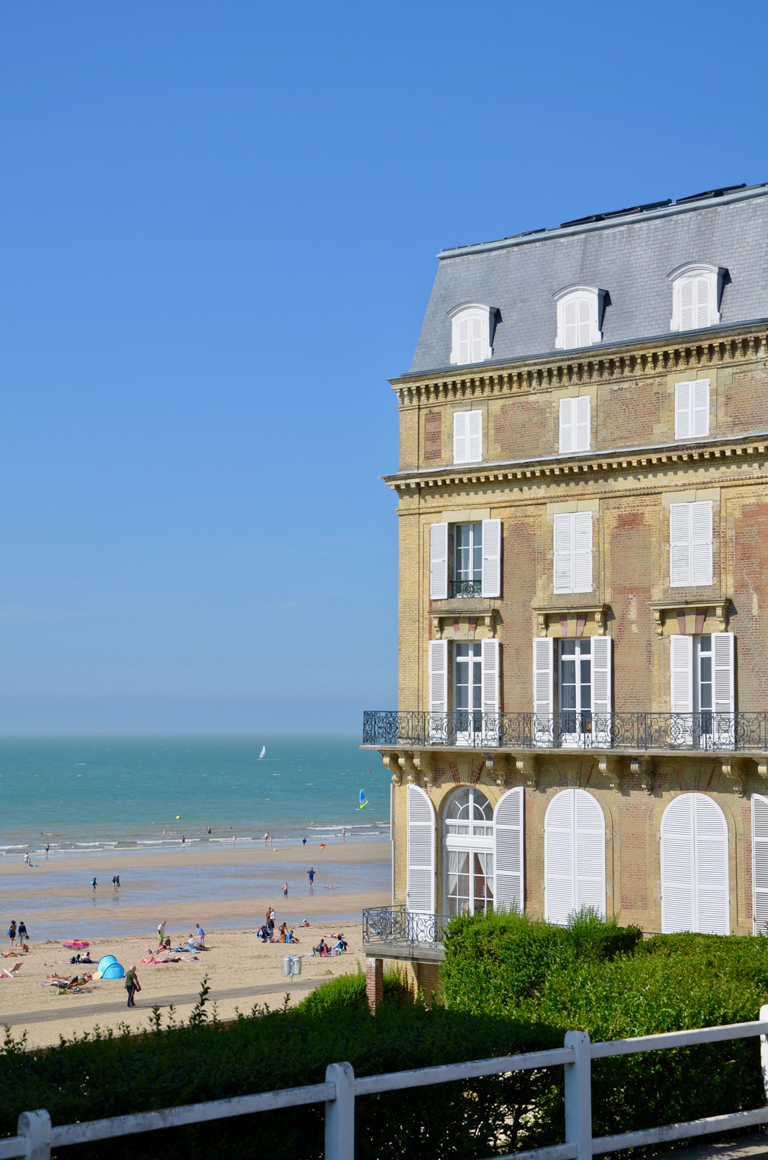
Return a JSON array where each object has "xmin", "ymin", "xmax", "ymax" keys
[{"xmin": 0, "ymin": 735, "xmax": 390, "ymax": 857}]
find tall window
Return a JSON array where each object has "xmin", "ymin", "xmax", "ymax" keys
[
  {"xmin": 559, "ymin": 639, "xmax": 592, "ymax": 739},
  {"xmin": 532, "ymin": 636, "xmax": 612, "ymax": 748},
  {"xmin": 553, "ymin": 512, "xmax": 593, "ymax": 594},
  {"xmin": 669, "ymin": 501, "xmax": 713, "ymax": 587},
  {"xmin": 668, "ymin": 264, "xmax": 724, "ymax": 332},
  {"xmin": 454, "ymin": 642, "xmax": 482, "ymax": 737},
  {"xmin": 660, "ymin": 793, "xmax": 729, "ymax": 934},
  {"xmin": 554, "ymin": 286, "xmax": 604, "ymax": 350},
  {"xmin": 544, "ymin": 788, "xmax": 605, "ymax": 925},
  {"xmin": 559, "ymin": 396, "xmax": 591, "ymax": 453},
  {"xmin": 453, "ymin": 410, "xmax": 483, "ymax": 464},
  {"xmin": 430, "ymin": 519, "xmax": 501, "ymax": 600},
  {"xmin": 453, "ymin": 523, "xmax": 482, "ymax": 597},
  {"xmin": 753, "ymin": 795, "xmax": 768, "ymax": 935},
  {"xmin": 669, "ymin": 632, "xmax": 735, "ymax": 746},
  {"xmin": 445, "ymin": 787, "xmax": 494, "ymax": 917},
  {"xmin": 449, "ymin": 304, "xmax": 493, "ymax": 365},
  {"xmin": 674, "ymin": 379, "xmax": 710, "ymax": 439}
]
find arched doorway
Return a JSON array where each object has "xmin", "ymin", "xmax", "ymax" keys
[
  {"xmin": 544, "ymin": 788, "xmax": 605, "ymax": 925},
  {"xmin": 661, "ymin": 793, "xmax": 729, "ymax": 934}
]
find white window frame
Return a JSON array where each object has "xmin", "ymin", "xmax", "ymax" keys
[
  {"xmin": 668, "ymin": 263, "xmax": 724, "ymax": 332},
  {"xmin": 669, "ymin": 501, "xmax": 713, "ymax": 587},
  {"xmin": 553, "ymin": 511, "xmax": 593, "ymax": 594},
  {"xmin": 674, "ymin": 379, "xmax": 710, "ymax": 440},
  {"xmin": 453, "ymin": 410, "xmax": 483, "ymax": 465},
  {"xmin": 559, "ymin": 395, "xmax": 591, "ymax": 453},
  {"xmin": 553, "ymin": 286, "xmax": 605, "ymax": 350},
  {"xmin": 448, "ymin": 303, "xmax": 494, "ymax": 366}
]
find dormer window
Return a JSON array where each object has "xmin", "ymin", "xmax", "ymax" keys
[
  {"xmin": 668, "ymin": 263, "xmax": 725, "ymax": 332},
  {"xmin": 448, "ymin": 304, "xmax": 494, "ymax": 365},
  {"xmin": 553, "ymin": 286, "xmax": 605, "ymax": 350}
]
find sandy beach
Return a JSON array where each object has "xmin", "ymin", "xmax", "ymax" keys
[{"xmin": 0, "ymin": 840, "xmax": 391, "ymax": 1048}]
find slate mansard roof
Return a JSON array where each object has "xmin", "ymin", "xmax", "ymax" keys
[{"xmin": 409, "ymin": 184, "xmax": 768, "ymax": 375}]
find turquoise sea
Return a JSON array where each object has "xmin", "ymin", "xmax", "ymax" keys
[{"xmin": 0, "ymin": 736, "xmax": 390, "ymax": 857}]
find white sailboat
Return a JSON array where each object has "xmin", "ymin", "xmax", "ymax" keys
[{"xmin": 258, "ymin": 746, "xmax": 266, "ymax": 760}]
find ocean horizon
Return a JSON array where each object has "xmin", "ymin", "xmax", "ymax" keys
[{"xmin": 0, "ymin": 735, "xmax": 390, "ymax": 858}]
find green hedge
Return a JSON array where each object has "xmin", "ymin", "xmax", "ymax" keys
[{"xmin": 1, "ymin": 973, "xmax": 560, "ymax": 1160}]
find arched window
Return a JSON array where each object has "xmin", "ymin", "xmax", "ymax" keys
[
  {"xmin": 554, "ymin": 286, "xmax": 605, "ymax": 350},
  {"xmin": 448, "ymin": 304, "xmax": 494, "ymax": 366},
  {"xmin": 444, "ymin": 786, "xmax": 494, "ymax": 916},
  {"xmin": 668, "ymin": 263, "xmax": 725, "ymax": 332},
  {"xmin": 753, "ymin": 795, "xmax": 768, "ymax": 935},
  {"xmin": 660, "ymin": 793, "xmax": 729, "ymax": 934},
  {"xmin": 544, "ymin": 788, "xmax": 605, "ymax": 925}
]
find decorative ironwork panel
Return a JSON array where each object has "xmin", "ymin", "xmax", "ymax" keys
[
  {"xmin": 363, "ymin": 905, "xmax": 448, "ymax": 950},
  {"xmin": 449, "ymin": 579, "xmax": 483, "ymax": 598}
]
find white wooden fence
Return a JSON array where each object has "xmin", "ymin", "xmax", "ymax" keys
[{"xmin": 3, "ymin": 1005, "xmax": 768, "ymax": 1160}]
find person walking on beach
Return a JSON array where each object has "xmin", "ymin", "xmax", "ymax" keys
[
  {"xmin": 196, "ymin": 923, "xmax": 205, "ymax": 941},
  {"xmin": 112, "ymin": 875, "xmax": 118, "ymax": 892},
  {"xmin": 44, "ymin": 843, "xmax": 50, "ymax": 858},
  {"xmin": 302, "ymin": 837, "xmax": 307, "ymax": 847},
  {"xmin": 283, "ymin": 882, "xmax": 288, "ymax": 897},
  {"xmin": 232, "ymin": 834, "xmax": 237, "ymax": 848},
  {"xmin": 91, "ymin": 877, "xmax": 97, "ymax": 893},
  {"xmin": 17, "ymin": 920, "xmax": 28, "ymax": 946},
  {"xmin": 342, "ymin": 828, "xmax": 346, "ymax": 841},
  {"xmin": 7, "ymin": 921, "xmax": 17, "ymax": 947},
  {"xmin": 157, "ymin": 920, "xmax": 166, "ymax": 945},
  {"xmin": 182, "ymin": 835, "xmax": 186, "ymax": 848},
  {"xmin": 264, "ymin": 832, "xmax": 268, "ymax": 846},
  {"xmin": 24, "ymin": 852, "xmax": 30, "ymax": 868},
  {"xmin": 125, "ymin": 964, "xmax": 141, "ymax": 1008},
  {"xmin": 308, "ymin": 867, "xmax": 315, "ymax": 892}
]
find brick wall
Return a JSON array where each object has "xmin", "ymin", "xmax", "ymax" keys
[
  {"xmin": 609, "ymin": 508, "xmax": 653, "ymax": 710},
  {"xmin": 494, "ymin": 398, "xmax": 550, "ymax": 460}
]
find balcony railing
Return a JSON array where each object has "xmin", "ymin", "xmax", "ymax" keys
[
  {"xmin": 362, "ymin": 905, "xmax": 448, "ymax": 951},
  {"xmin": 448, "ymin": 578, "xmax": 482, "ymax": 598},
  {"xmin": 362, "ymin": 710, "xmax": 768, "ymax": 751}
]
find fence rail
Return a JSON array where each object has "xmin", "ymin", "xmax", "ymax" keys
[
  {"xmin": 4, "ymin": 1008, "xmax": 768, "ymax": 1159},
  {"xmin": 362, "ymin": 709, "xmax": 768, "ymax": 751}
]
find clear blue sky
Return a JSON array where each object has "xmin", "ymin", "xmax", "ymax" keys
[{"xmin": 0, "ymin": 2, "xmax": 765, "ymax": 733}]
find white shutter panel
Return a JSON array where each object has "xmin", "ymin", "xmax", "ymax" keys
[
  {"xmin": 675, "ymin": 382, "xmax": 691, "ymax": 440},
  {"xmin": 559, "ymin": 398, "xmax": 575, "ymax": 453},
  {"xmin": 661, "ymin": 794, "xmax": 695, "ymax": 933},
  {"xmin": 694, "ymin": 794, "xmax": 729, "ymax": 935},
  {"xmin": 458, "ymin": 318, "xmax": 470, "ymax": 365},
  {"xmin": 481, "ymin": 518, "xmax": 501, "ymax": 598},
  {"xmin": 591, "ymin": 635, "xmax": 612, "ymax": 746},
  {"xmin": 572, "ymin": 512, "xmax": 593, "ymax": 594},
  {"xmin": 481, "ymin": 639, "xmax": 499, "ymax": 716},
  {"xmin": 428, "ymin": 640, "xmax": 448, "ymax": 714},
  {"xmin": 575, "ymin": 790, "xmax": 606, "ymax": 918},
  {"xmin": 577, "ymin": 298, "xmax": 592, "ymax": 347},
  {"xmin": 429, "ymin": 522, "xmax": 448, "ymax": 600},
  {"xmin": 533, "ymin": 637, "xmax": 554, "ymax": 745},
  {"xmin": 453, "ymin": 412, "xmax": 468, "ymax": 464},
  {"xmin": 692, "ymin": 379, "xmax": 710, "ymax": 437},
  {"xmin": 470, "ymin": 315, "xmax": 483, "ymax": 363},
  {"xmin": 712, "ymin": 632, "xmax": 734, "ymax": 713},
  {"xmin": 695, "ymin": 278, "xmax": 710, "ymax": 327},
  {"xmin": 407, "ymin": 785, "xmax": 435, "ymax": 914},
  {"xmin": 545, "ymin": 789, "xmax": 575, "ymax": 925},
  {"xmin": 564, "ymin": 299, "xmax": 577, "ymax": 349},
  {"xmin": 467, "ymin": 410, "xmax": 482, "ymax": 463},
  {"xmin": 691, "ymin": 501, "xmax": 713, "ymax": 586},
  {"xmin": 670, "ymin": 503, "xmax": 692, "ymax": 587},
  {"xmin": 680, "ymin": 279, "xmax": 694, "ymax": 330},
  {"xmin": 753, "ymin": 795, "xmax": 768, "ymax": 935},
  {"xmin": 553, "ymin": 513, "xmax": 573, "ymax": 593},
  {"xmin": 670, "ymin": 634, "xmax": 693, "ymax": 713},
  {"xmin": 494, "ymin": 788, "xmax": 524, "ymax": 913},
  {"xmin": 575, "ymin": 395, "xmax": 591, "ymax": 451}
]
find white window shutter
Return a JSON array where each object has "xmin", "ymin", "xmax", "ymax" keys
[
  {"xmin": 691, "ymin": 501, "xmax": 713, "ymax": 585},
  {"xmin": 575, "ymin": 396, "xmax": 591, "ymax": 451},
  {"xmin": 661, "ymin": 794, "xmax": 695, "ymax": 933},
  {"xmin": 559, "ymin": 398, "xmax": 575, "ymax": 453},
  {"xmin": 680, "ymin": 279, "xmax": 695, "ymax": 330},
  {"xmin": 695, "ymin": 278, "xmax": 710, "ymax": 327},
  {"xmin": 572, "ymin": 512, "xmax": 593, "ymax": 594},
  {"xmin": 494, "ymin": 787, "xmax": 524, "ymax": 913},
  {"xmin": 575, "ymin": 790, "xmax": 606, "ymax": 918},
  {"xmin": 670, "ymin": 634, "xmax": 693, "ymax": 713},
  {"xmin": 564, "ymin": 299, "xmax": 578, "ymax": 349},
  {"xmin": 467, "ymin": 410, "xmax": 482, "ymax": 463},
  {"xmin": 481, "ymin": 639, "xmax": 499, "ymax": 716},
  {"xmin": 458, "ymin": 318, "xmax": 470, "ymax": 365},
  {"xmin": 577, "ymin": 297, "xmax": 592, "ymax": 347},
  {"xmin": 533, "ymin": 637, "xmax": 554, "ymax": 719},
  {"xmin": 545, "ymin": 788, "xmax": 575, "ymax": 925},
  {"xmin": 428, "ymin": 640, "xmax": 448, "ymax": 715},
  {"xmin": 553, "ymin": 513, "xmax": 573, "ymax": 593},
  {"xmin": 470, "ymin": 315, "xmax": 483, "ymax": 363},
  {"xmin": 675, "ymin": 382, "xmax": 691, "ymax": 439},
  {"xmin": 670, "ymin": 503, "xmax": 692, "ymax": 587},
  {"xmin": 481, "ymin": 518, "xmax": 501, "ymax": 597},
  {"xmin": 692, "ymin": 379, "xmax": 710, "ymax": 437},
  {"xmin": 712, "ymin": 632, "xmax": 734, "ymax": 713},
  {"xmin": 753, "ymin": 795, "xmax": 768, "ymax": 935},
  {"xmin": 453, "ymin": 412, "xmax": 468, "ymax": 464},
  {"xmin": 591, "ymin": 636, "xmax": 612, "ymax": 716},
  {"xmin": 429, "ymin": 523, "xmax": 448, "ymax": 600},
  {"xmin": 694, "ymin": 794, "xmax": 729, "ymax": 935},
  {"xmin": 407, "ymin": 785, "xmax": 435, "ymax": 914}
]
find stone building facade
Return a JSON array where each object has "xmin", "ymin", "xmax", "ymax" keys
[{"xmin": 362, "ymin": 184, "xmax": 768, "ymax": 992}]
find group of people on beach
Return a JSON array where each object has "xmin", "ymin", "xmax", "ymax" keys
[{"xmin": 6, "ymin": 920, "xmax": 30, "ymax": 953}]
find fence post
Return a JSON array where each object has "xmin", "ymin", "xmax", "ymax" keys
[
  {"xmin": 18, "ymin": 1111, "xmax": 51, "ymax": 1160},
  {"xmin": 325, "ymin": 1061, "xmax": 355, "ymax": 1160},
  {"xmin": 564, "ymin": 1031, "xmax": 592, "ymax": 1160},
  {"xmin": 760, "ymin": 1004, "xmax": 768, "ymax": 1102}
]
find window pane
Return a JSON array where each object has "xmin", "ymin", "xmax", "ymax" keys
[{"xmin": 472, "ymin": 523, "xmax": 482, "ymax": 580}]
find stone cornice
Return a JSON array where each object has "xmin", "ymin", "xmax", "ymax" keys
[
  {"xmin": 383, "ymin": 429, "xmax": 768, "ymax": 492},
  {"xmin": 390, "ymin": 321, "xmax": 768, "ymax": 408}
]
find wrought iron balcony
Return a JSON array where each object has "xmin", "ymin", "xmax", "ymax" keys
[
  {"xmin": 449, "ymin": 578, "xmax": 482, "ymax": 598},
  {"xmin": 362, "ymin": 905, "xmax": 448, "ymax": 961},
  {"xmin": 362, "ymin": 710, "xmax": 768, "ymax": 752}
]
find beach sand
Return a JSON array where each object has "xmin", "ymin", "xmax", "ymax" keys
[{"xmin": 0, "ymin": 841, "xmax": 391, "ymax": 1049}]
